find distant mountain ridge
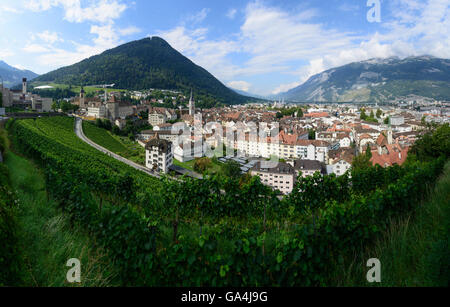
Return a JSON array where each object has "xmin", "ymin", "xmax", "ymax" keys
[
  {"xmin": 0, "ymin": 61, "xmax": 39, "ymax": 87},
  {"xmin": 279, "ymin": 56, "xmax": 450, "ymax": 102},
  {"xmin": 33, "ymin": 37, "xmax": 249, "ymax": 106}
]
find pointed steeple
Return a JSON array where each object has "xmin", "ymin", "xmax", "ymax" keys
[{"xmin": 189, "ymin": 89, "xmax": 195, "ymax": 116}]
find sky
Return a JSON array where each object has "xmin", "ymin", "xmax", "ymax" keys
[{"xmin": 0, "ymin": 0, "xmax": 449, "ymax": 96}]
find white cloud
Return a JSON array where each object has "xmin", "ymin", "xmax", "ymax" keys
[
  {"xmin": 23, "ymin": 44, "xmax": 51, "ymax": 53},
  {"xmin": 22, "ymin": 0, "xmax": 450, "ymax": 95},
  {"xmin": 118, "ymin": 26, "xmax": 141, "ymax": 36},
  {"xmin": 156, "ymin": 26, "xmax": 240, "ymax": 81},
  {"xmin": 24, "ymin": 0, "xmax": 128, "ymax": 24},
  {"xmin": 0, "ymin": 49, "xmax": 13, "ymax": 58},
  {"xmin": 272, "ymin": 82, "xmax": 302, "ymax": 95},
  {"xmin": 21, "ymin": 0, "xmax": 136, "ymax": 71},
  {"xmin": 227, "ymin": 81, "xmax": 251, "ymax": 92},
  {"xmin": 186, "ymin": 8, "xmax": 210, "ymax": 25},
  {"xmin": 226, "ymin": 8, "xmax": 237, "ymax": 19},
  {"xmin": 2, "ymin": 6, "xmax": 21, "ymax": 13},
  {"xmin": 36, "ymin": 30, "xmax": 63, "ymax": 43}
]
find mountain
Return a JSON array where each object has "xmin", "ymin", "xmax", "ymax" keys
[
  {"xmin": 0, "ymin": 61, "xmax": 39, "ymax": 87},
  {"xmin": 279, "ymin": 56, "xmax": 450, "ymax": 103},
  {"xmin": 33, "ymin": 37, "xmax": 249, "ymax": 106}
]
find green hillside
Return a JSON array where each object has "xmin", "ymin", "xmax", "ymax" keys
[{"xmin": 33, "ymin": 37, "xmax": 249, "ymax": 106}]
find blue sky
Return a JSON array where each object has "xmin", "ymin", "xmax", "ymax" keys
[{"xmin": 0, "ymin": 0, "xmax": 449, "ymax": 95}]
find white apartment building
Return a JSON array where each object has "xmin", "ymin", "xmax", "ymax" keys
[
  {"xmin": 250, "ymin": 161, "xmax": 295, "ymax": 194},
  {"xmin": 145, "ymin": 133, "xmax": 173, "ymax": 174},
  {"xmin": 87, "ymin": 105, "xmax": 107, "ymax": 118},
  {"xmin": 331, "ymin": 158, "xmax": 352, "ymax": 177},
  {"xmin": 295, "ymin": 140, "xmax": 329, "ymax": 163}
]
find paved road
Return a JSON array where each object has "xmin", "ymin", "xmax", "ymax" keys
[{"xmin": 74, "ymin": 117, "xmax": 162, "ymax": 179}]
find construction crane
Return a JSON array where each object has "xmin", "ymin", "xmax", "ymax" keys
[{"xmin": 84, "ymin": 83, "xmax": 115, "ymax": 104}]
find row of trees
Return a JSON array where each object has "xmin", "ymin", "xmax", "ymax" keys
[{"xmin": 94, "ymin": 118, "xmax": 152, "ymax": 140}]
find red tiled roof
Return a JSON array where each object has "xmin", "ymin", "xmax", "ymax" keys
[{"xmin": 371, "ymin": 144, "xmax": 409, "ymax": 167}]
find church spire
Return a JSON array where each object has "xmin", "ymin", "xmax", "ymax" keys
[{"xmin": 189, "ymin": 89, "xmax": 195, "ymax": 116}]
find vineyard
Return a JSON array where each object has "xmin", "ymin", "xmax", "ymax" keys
[{"xmin": 3, "ymin": 116, "xmax": 448, "ymax": 286}]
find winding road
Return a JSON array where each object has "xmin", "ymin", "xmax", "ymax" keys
[{"xmin": 74, "ymin": 117, "xmax": 162, "ymax": 179}]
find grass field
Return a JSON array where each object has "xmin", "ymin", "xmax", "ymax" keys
[
  {"xmin": 3, "ymin": 150, "xmax": 119, "ymax": 287},
  {"xmin": 172, "ymin": 158, "xmax": 196, "ymax": 171},
  {"xmin": 332, "ymin": 161, "xmax": 450, "ymax": 287},
  {"xmin": 82, "ymin": 121, "xmax": 146, "ymax": 165}
]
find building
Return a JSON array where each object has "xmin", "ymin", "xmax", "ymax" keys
[
  {"xmin": 79, "ymin": 87, "xmax": 86, "ymax": 109},
  {"xmin": 295, "ymin": 140, "xmax": 330, "ymax": 162},
  {"xmin": 174, "ymin": 140, "xmax": 205, "ymax": 162},
  {"xmin": 0, "ymin": 84, "xmax": 13, "ymax": 107},
  {"xmin": 390, "ymin": 116, "xmax": 405, "ymax": 126},
  {"xmin": 330, "ymin": 158, "xmax": 352, "ymax": 177},
  {"xmin": 4, "ymin": 77, "xmax": 53, "ymax": 112},
  {"xmin": 148, "ymin": 107, "xmax": 178, "ymax": 126},
  {"xmin": 31, "ymin": 95, "xmax": 52, "ymax": 112},
  {"xmin": 139, "ymin": 130, "xmax": 181, "ymax": 144},
  {"xmin": 145, "ymin": 133, "xmax": 173, "ymax": 174},
  {"xmin": 293, "ymin": 159, "xmax": 324, "ymax": 178},
  {"xmin": 250, "ymin": 161, "xmax": 295, "ymax": 194},
  {"xmin": 153, "ymin": 123, "xmax": 173, "ymax": 131},
  {"xmin": 189, "ymin": 90, "xmax": 195, "ymax": 116},
  {"xmin": 370, "ymin": 130, "xmax": 409, "ymax": 168},
  {"xmin": 87, "ymin": 102, "xmax": 107, "ymax": 118}
]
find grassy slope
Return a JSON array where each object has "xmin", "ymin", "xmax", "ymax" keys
[
  {"xmin": 4, "ymin": 150, "xmax": 119, "ymax": 287},
  {"xmin": 333, "ymin": 161, "xmax": 450, "ymax": 287},
  {"xmin": 82, "ymin": 121, "xmax": 146, "ymax": 165}
]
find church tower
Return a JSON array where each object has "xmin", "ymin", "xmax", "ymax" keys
[
  {"xmin": 22, "ymin": 78, "xmax": 27, "ymax": 95},
  {"xmin": 189, "ymin": 90, "xmax": 195, "ymax": 116}
]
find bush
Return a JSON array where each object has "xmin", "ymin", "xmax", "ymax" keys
[
  {"xmin": 0, "ymin": 164, "xmax": 22, "ymax": 286},
  {"xmin": 194, "ymin": 157, "xmax": 212, "ymax": 173}
]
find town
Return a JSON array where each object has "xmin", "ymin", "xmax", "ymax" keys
[{"xmin": 2, "ymin": 79, "xmax": 449, "ymax": 195}]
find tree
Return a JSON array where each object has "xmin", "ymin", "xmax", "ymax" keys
[
  {"xmin": 221, "ymin": 160, "xmax": 242, "ymax": 179},
  {"xmin": 194, "ymin": 157, "xmax": 212, "ymax": 173},
  {"xmin": 376, "ymin": 109, "xmax": 382, "ymax": 119},
  {"xmin": 112, "ymin": 125, "xmax": 121, "ymax": 135},
  {"xmin": 103, "ymin": 119, "xmax": 112, "ymax": 131},
  {"xmin": 308, "ymin": 129, "xmax": 316, "ymax": 140},
  {"xmin": 409, "ymin": 123, "xmax": 450, "ymax": 162},
  {"xmin": 352, "ymin": 153, "xmax": 372, "ymax": 171},
  {"xmin": 384, "ymin": 117, "xmax": 390, "ymax": 125},
  {"xmin": 96, "ymin": 118, "xmax": 104, "ymax": 128},
  {"xmin": 360, "ymin": 109, "xmax": 367, "ymax": 120},
  {"xmin": 365, "ymin": 144, "xmax": 372, "ymax": 160},
  {"xmin": 296, "ymin": 108, "xmax": 304, "ymax": 118},
  {"xmin": 51, "ymin": 101, "xmax": 58, "ymax": 111}
]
